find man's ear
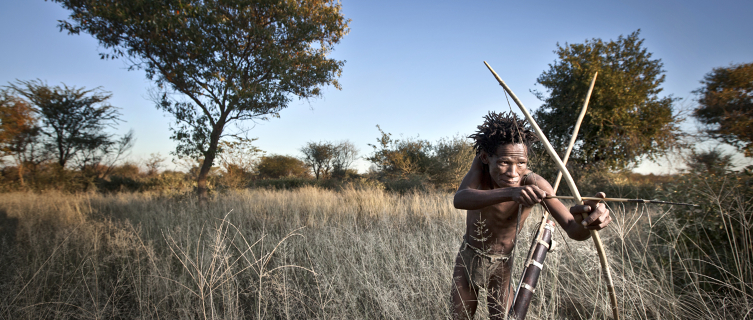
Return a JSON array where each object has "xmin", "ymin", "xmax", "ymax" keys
[{"xmin": 480, "ymin": 150, "xmax": 490, "ymax": 164}]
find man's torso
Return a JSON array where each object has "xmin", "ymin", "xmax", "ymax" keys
[{"xmin": 463, "ymin": 171, "xmax": 537, "ymax": 255}]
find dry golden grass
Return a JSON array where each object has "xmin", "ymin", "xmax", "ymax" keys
[{"xmin": 0, "ymin": 186, "xmax": 749, "ymax": 319}]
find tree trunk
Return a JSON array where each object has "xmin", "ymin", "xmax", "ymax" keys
[
  {"xmin": 16, "ymin": 159, "xmax": 25, "ymax": 188},
  {"xmin": 197, "ymin": 121, "xmax": 224, "ymax": 203},
  {"xmin": 196, "ymin": 157, "xmax": 213, "ymax": 203}
]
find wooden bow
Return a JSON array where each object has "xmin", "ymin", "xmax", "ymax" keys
[
  {"xmin": 511, "ymin": 71, "xmax": 597, "ymax": 319},
  {"xmin": 484, "ymin": 61, "xmax": 620, "ymax": 320}
]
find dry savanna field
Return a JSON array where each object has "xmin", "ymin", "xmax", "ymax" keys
[
  {"xmin": 0, "ymin": 180, "xmax": 750, "ymax": 319},
  {"xmin": 1, "ymin": 1, "xmax": 751, "ymax": 319}
]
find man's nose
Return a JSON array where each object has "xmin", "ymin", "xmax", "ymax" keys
[{"xmin": 506, "ymin": 165, "xmax": 519, "ymax": 177}]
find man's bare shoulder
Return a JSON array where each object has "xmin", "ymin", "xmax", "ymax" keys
[{"xmin": 520, "ymin": 171, "xmax": 555, "ymax": 193}]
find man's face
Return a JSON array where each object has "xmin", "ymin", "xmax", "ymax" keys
[{"xmin": 481, "ymin": 143, "xmax": 529, "ymax": 188}]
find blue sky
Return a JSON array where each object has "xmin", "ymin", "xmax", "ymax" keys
[{"xmin": 1, "ymin": 0, "xmax": 751, "ymax": 173}]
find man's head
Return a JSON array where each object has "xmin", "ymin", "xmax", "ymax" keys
[
  {"xmin": 470, "ymin": 111, "xmax": 538, "ymax": 155},
  {"xmin": 470, "ymin": 111, "xmax": 538, "ymax": 187}
]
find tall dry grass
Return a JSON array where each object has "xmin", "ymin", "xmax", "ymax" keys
[
  {"xmin": 0, "ymin": 184, "xmax": 749, "ymax": 319},
  {"xmin": 0, "ymin": 188, "xmax": 463, "ymax": 319}
]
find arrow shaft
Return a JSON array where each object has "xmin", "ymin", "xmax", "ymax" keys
[{"xmin": 546, "ymin": 195, "xmax": 698, "ymax": 207}]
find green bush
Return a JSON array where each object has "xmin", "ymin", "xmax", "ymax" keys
[{"xmin": 366, "ymin": 128, "xmax": 474, "ymax": 192}]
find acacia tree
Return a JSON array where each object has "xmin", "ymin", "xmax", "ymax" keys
[
  {"xmin": 533, "ymin": 30, "xmax": 683, "ymax": 172},
  {"xmin": 144, "ymin": 152, "xmax": 166, "ymax": 176},
  {"xmin": 301, "ymin": 140, "xmax": 358, "ymax": 179},
  {"xmin": 685, "ymin": 148, "xmax": 734, "ymax": 175},
  {"xmin": 693, "ymin": 62, "xmax": 753, "ymax": 157},
  {"xmin": 301, "ymin": 141, "xmax": 335, "ymax": 180},
  {"xmin": 52, "ymin": 0, "xmax": 349, "ymax": 200},
  {"xmin": 8, "ymin": 80, "xmax": 130, "ymax": 170}
]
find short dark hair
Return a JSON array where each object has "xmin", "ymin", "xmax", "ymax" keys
[{"xmin": 470, "ymin": 111, "xmax": 538, "ymax": 155}]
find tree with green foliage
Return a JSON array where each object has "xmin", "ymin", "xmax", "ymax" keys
[
  {"xmin": 7, "ymin": 80, "xmax": 132, "ymax": 171},
  {"xmin": 533, "ymin": 30, "xmax": 682, "ymax": 173},
  {"xmin": 367, "ymin": 125, "xmax": 433, "ymax": 179},
  {"xmin": 51, "ymin": 0, "xmax": 349, "ymax": 200},
  {"xmin": 301, "ymin": 141, "xmax": 336, "ymax": 180},
  {"xmin": 300, "ymin": 140, "xmax": 358, "ymax": 180},
  {"xmin": 693, "ymin": 62, "xmax": 753, "ymax": 157},
  {"xmin": 366, "ymin": 127, "xmax": 474, "ymax": 191},
  {"xmin": 257, "ymin": 154, "xmax": 309, "ymax": 179}
]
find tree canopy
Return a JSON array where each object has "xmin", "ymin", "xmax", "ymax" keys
[
  {"xmin": 257, "ymin": 154, "xmax": 309, "ymax": 179},
  {"xmin": 366, "ymin": 126, "xmax": 474, "ymax": 191},
  {"xmin": 533, "ymin": 30, "xmax": 683, "ymax": 172},
  {"xmin": 7, "ymin": 80, "xmax": 131, "ymax": 170},
  {"xmin": 301, "ymin": 141, "xmax": 336, "ymax": 180},
  {"xmin": 52, "ymin": 0, "xmax": 349, "ymax": 200},
  {"xmin": 367, "ymin": 125, "xmax": 433, "ymax": 179},
  {"xmin": 301, "ymin": 140, "xmax": 358, "ymax": 180},
  {"xmin": 693, "ymin": 62, "xmax": 753, "ymax": 157}
]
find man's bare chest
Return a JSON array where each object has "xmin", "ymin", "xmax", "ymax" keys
[
  {"xmin": 465, "ymin": 201, "xmax": 534, "ymax": 252},
  {"xmin": 479, "ymin": 202, "xmax": 531, "ymax": 223}
]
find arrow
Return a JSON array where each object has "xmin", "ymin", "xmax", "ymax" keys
[{"xmin": 546, "ymin": 195, "xmax": 699, "ymax": 207}]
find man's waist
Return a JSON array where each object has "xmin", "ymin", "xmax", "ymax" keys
[{"xmin": 461, "ymin": 235, "xmax": 514, "ymax": 261}]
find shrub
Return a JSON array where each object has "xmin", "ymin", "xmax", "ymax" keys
[{"xmin": 257, "ymin": 154, "xmax": 310, "ymax": 179}]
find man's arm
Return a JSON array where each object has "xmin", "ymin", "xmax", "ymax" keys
[
  {"xmin": 526, "ymin": 175, "xmax": 611, "ymax": 241},
  {"xmin": 453, "ymin": 154, "xmax": 548, "ymax": 210}
]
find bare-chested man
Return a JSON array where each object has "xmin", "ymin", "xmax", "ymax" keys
[{"xmin": 451, "ymin": 112, "xmax": 612, "ymax": 320}]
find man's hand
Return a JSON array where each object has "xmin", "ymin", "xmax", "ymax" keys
[
  {"xmin": 511, "ymin": 185, "xmax": 547, "ymax": 207},
  {"xmin": 570, "ymin": 192, "xmax": 612, "ymax": 230}
]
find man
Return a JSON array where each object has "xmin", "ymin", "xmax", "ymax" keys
[{"xmin": 451, "ymin": 111, "xmax": 612, "ymax": 319}]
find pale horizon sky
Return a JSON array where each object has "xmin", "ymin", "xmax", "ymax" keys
[{"xmin": 1, "ymin": 0, "xmax": 751, "ymax": 174}]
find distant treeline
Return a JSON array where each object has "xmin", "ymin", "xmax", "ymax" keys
[{"xmin": 0, "ymin": 128, "xmax": 476, "ymax": 194}]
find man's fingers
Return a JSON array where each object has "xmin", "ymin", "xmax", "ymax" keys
[
  {"xmin": 516, "ymin": 186, "xmax": 547, "ymax": 206},
  {"xmin": 533, "ymin": 187, "xmax": 547, "ymax": 201},
  {"xmin": 570, "ymin": 205, "xmax": 591, "ymax": 215},
  {"xmin": 595, "ymin": 214, "xmax": 612, "ymax": 229},
  {"xmin": 581, "ymin": 203, "xmax": 610, "ymax": 229},
  {"xmin": 526, "ymin": 186, "xmax": 546, "ymax": 204},
  {"xmin": 570, "ymin": 204, "xmax": 596, "ymax": 226},
  {"xmin": 585, "ymin": 212, "xmax": 611, "ymax": 229},
  {"xmin": 526, "ymin": 190, "xmax": 538, "ymax": 206},
  {"xmin": 518, "ymin": 191, "xmax": 533, "ymax": 206},
  {"xmin": 567, "ymin": 192, "xmax": 611, "ymax": 230},
  {"xmin": 583, "ymin": 210, "xmax": 604, "ymax": 228}
]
